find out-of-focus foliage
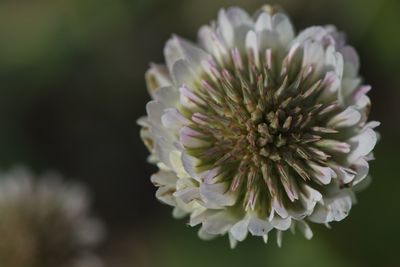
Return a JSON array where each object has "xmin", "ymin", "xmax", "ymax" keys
[{"xmin": 0, "ymin": 0, "xmax": 399, "ymax": 266}]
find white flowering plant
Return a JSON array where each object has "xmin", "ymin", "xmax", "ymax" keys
[{"xmin": 138, "ymin": 5, "xmax": 379, "ymax": 248}]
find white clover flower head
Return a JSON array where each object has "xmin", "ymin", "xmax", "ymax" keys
[
  {"xmin": 139, "ymin": 5, "xmax": 379, "ymax": 248},
  {"xmin": 0, "ymin": 167, "xmax": 105, "ymax": 267}
]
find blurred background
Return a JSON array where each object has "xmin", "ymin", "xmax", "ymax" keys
[{"xmin": 0, "ymin": 0, "xmax": 399, "ymax": 266}]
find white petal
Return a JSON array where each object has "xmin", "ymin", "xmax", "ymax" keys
[
  {"xmin": 164, "ymin": 35, "xmax": 210, "ymax": 74},
  {"xmin": 255, "ymin": 12, "xmax": 272, "ymax": 32},
  {"xmin": 202, "ymin": 211, "xmax": 236, "ymax": 235},
  {"xmin": 181, "ymin": 152, "xmax": 201, "ymax": 181},
  {"xmin": 155, "ymin": 186, "xmax": 176, "ymax": 206},
  {"xmin": 297, "ymin": 220, "xmax": 313, "ymax": 240},
  {"xmin": 172, "ymin": 206, "xmax": 188, "ymax": 219},
  {"xmin": 171, "ymin": 59, "xmax": 198, "ymax": 87},
  {"xmin": 180, "ymin": 130, "xmax": 209, "ymax": 148},
  {"xmin": 145, "ymin": 64, "xmax": 172, "ymax": 98},
  {"xmin": 270, "ymin": 215, "xmax": 291, "ymax": 231},
  {"xmin": 200, "ymin": 182, "xmax": 236, "ymax": 207},
  {"xmin": 348, "ymin": 128, "xmax": 378, "ymax": 163},
  {"xmin": 154, "ymin": 86, "xmax": 179, "ymax": 107},
  {"xmin": 245, "ymin": 31, "xmax": 260, "ymax": 67},
  {"xmin": 248, "ymin": 216, "xmax": 273, "ymax": 236},
  {"xmin": 292, "ymin": 26, "xmax": 327, "ymax": 45},
  {"xmin": 341, "ymin": 45, "xmax": 360, "ymax": 77},
  {"xmin": 146, "ymin": 100, "xmax": 165, "ymax": 124},
  {"xmin": 276, "ymin": 230, "xmax": 283, "ymax": 248},
  {"xmin": 229, "ymin": 233, "xmax": 238, "ymax": 249},
  {"xmin": 218, "ymin": 7, "xmax": 253, "ymax": 50},
  {"xmin": 151, "ymin": 171, "xmax": 177, "ymax": 186},
  {"xmin": 272, "ymin": 197, "xmax": 288, "ymax": 218},
  {"xmin": 309, "ymin": 162, "xmax": 334, "ymax": 185},
  {"xmin": 230, "ymin": 218, "xmax": 249, "ymax": 241},
  {"xmin": 352, "ymin": 157, "xmax": 369, "ymax": 186},
  {"xmin": 328, "ymin": 107, "xmax": 361, "ymax": 128},
  {"xmin": 197, "ymin": 26, "xmax": 228, "ymax": 65},
  {"xmin": 308, "ymin": 190, "xmax": 353, "ymax": 223},
  {"xmin": 334, "ymin": 167, "xmax": 356, "ymax": 184},
  {"xmin": 300, "ymin": 185, "xmax": 322, "ymax": 212},
  {"xmin": 189, "ymin": 209, "xmax": 214, "ymax": 227},
  {"xmin": 272, "ymin": 13, "xmax": 294, "ymax": 45},
  {"xmin": 218, "ymin": 9, "xmax": 235, "ymax": 47},
  {"xmin": 173, "ymin": 187, "xmax": 199, "ymax": 203},
  {"xmin": 161, "ymin": 108, "xmax": 188, "ymax": 132},
  {"xmin": 225, "ymin": 7, "xmax": 252, "ymax": 28},
  {"xmin": 198, "ymin": 227, "xmax": 217, "ymax": 240},
  {"xmin": 302, "ymin": 40, "xmax": 325, "ymax": 74}
]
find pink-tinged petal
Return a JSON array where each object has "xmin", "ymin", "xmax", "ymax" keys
[
  {"xmin": 334, "ymin": 167, "xmax": 356, "ymax": 184},
  {"xmin": 180, "ymin": 131, "xmax": 209, "ymax": 148},
  {"xmin": 309, "ymin": 162, "xmax": 334, "ymax": 185},
  {"xmin": 328, "ymin": 107, "xmax": 361, "ymax": 128},
  {"xmin": 319, "ymin": 71, "xmax": 341, "ymax": 101},
  {"xmin": 352, "ymin": 85, "xmax": 371, "ymax": 103},
  {"xmin": 179, "ymin": 85, "xmax": 206, "ymax": 108},
  {"xmin": 191, "ymin": 112, "xmax": 209, "ymax": 125},
  {"xmin": 315, "ymin": 139, "xmax": 351, "ymax": 154}
]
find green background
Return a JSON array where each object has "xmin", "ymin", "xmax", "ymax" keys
[{"xmin": 0, "ymin": 0, "xmax": 398, "ymax": 266}]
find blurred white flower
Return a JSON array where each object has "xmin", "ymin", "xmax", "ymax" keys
[
  {"xmin": 139, "ymin": 5, "xmax": 379, "ymax": 248},
  {"xmin": 0, "ymin": 167, "xmax": 105, "ymax": 267}
]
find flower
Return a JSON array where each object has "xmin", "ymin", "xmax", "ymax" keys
[
  {"xmin": 139, "ymin": 5, "xmax": 379, "ymax": 248},
  {"xmin": 0, "ymin": 167, "xmax": 105, "ymax": 267}
]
